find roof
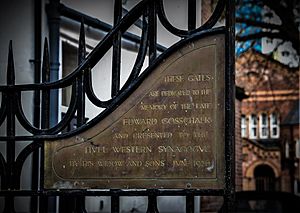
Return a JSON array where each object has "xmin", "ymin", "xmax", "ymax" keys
[
  {"xmin": 236, "ymin": 49, "xmax": 299, "ymax": 92},
  {"xmin": 237, "ymin": 49, "xmax": 298, "ymax": 71},
  {"xmin": 282, "ymin": 101, "xmax": 300, "ymax": 125}
]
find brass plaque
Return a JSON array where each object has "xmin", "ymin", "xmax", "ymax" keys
[{"xmin": 45, "ymin": 34, "xmax": 225, "ymax": 189}]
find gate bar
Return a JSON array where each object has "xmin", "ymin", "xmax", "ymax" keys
[
  {"xmin": 224, "ymin": 0, "xmax": 236, "ymax": 211},
  {"xmin": 111, "ymin": 0, "xmax": 122, "ymax": 97},
  {"xmin": 188, "ymin": 0, "xmax": 196, "ymax": 30}
]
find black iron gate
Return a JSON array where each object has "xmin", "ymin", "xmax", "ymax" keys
[{"xmin": 0, "ymin": 0, "xmax": 235, "ymax": 212}]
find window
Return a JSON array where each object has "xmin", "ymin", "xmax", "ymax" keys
[
  {"xmin": 296, "ymin": 139, "xmax": 300, "ymax": 159},
  {"xmin": 270, "ymin": 113, "xmax": 280, "ymax": 138},
  {"xmin": 259, "ymin": 113, "xmax": 268, "ymax": 139},
  {"xmin": 296, "ymin": 180, "xmax": 300, "ymax": 195},
  {"xmin": 266, "ymin": 38, "xmax": 273, "ymax": 44},
  {"xmin": 285, "ymin": 142, "xmax": 290, "ymax": 158},
  {"xmin": 249, "ymin": 114, "xmax": 258, "ymax": 139},
  {"xmin": 281, "ymin": 50, "xmax": 290, "ymax": 57},
  {"xmin": 241, "ymin": 115, "xmax": 247, "ymax": 138}
]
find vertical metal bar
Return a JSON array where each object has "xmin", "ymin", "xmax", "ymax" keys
[
  {"xmin": 74, "ymin": 21, "xmax": 87, "ymax": 213},
  {"xmin": 111, "ymin": 189, "xmax": 120, "ymax": 213},
  {"xmin": 33, "ymin": 0, "xmax": 42, "ymax": 129},
  {"xmin": 75, "ymin": 196, "xmax": 87, "ymax": 213},
  {"xmin": 6, "ymin": 41, "xmax": 16, "ymax": 188},
  {"xmin": 41, "ymin": 40, "xmax": 51, "ymax": 155},
  {"xmin": 5, "ymin": 41, "xmax": 16, "ymax": 213},
  {"xmin": 40, "ymin": 38, "xmax": 51, "ymax": 213},
  {"xmin": 39, "ymin": 195, "xmax": 48, "ymax": 213},
  {"xmin": 0, "ymin": 153, "xmax": 7, "ymax": 188},
  {"xmin": 186, "ymin": 194, "xmax": 194, "ymax": 213},
  {"xmin": 41, "ymin": 41, "xmax": 51, "ymax": 128},
  {"xmin": 111, "ymin": 0, "xmax": 122, "ymax": 97},
  {"xmin": 32, "ymin": 0, "xmax": 42, "ymax": 212},
  {"xmin": 146, "ymin": 190, "xmax": 159, "ymax": 213},
  {"xmin": 76, "ymin": 20, "xmax": 86, "ymax": 127},
  {"xmin": 59, "ymin": 197, "xmax": 75, "ymax": 213},
  {"xmin": 188, "ymin": 0, "xmax": 196, "ymax": 30},
  {"xmin": 148, "ymin": 1, "xmax": 157, "ymax": 65},
  {"xmin": 46, "ymin": 3, "xmax": 60, "ymax": 210},
  {"xmin": 4, "ymin": 196, "xmax": 15, "ymax": 213},
  {"xmin": 224, "ymin": 0, "xmax": 236, "ymax": 211},
  {"xmin": 46, "ymin": 0, "xmax": 60, "ymax": 127}
]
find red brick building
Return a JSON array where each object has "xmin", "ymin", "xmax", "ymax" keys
[{"xmin": 236, "ymin": 50, "xmax": 300, "ymax": 193}]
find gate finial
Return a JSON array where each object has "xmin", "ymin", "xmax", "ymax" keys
[
  {"xmin": 42, "ymin": 38, "xmax": 50, "ymax": 129},
  {"xmin": 42, "ymin": 38, "xmax": 50, "ymax": 81},
  {"xmin": 7, "ymin": 41, "xmax": 15, "ymax": 85}
]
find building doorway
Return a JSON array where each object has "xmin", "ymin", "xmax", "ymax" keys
[{"xmin": 254, "ymin": 164, "xmax": 276, "ymax": 191}]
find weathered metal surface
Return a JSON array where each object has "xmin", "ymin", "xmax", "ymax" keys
[
  {"xmin": 0, "ymin": 0, "xmax": 234, "ymax": 211},
  {"xmin": 45, "ymin": 34, "xmax": 225, "ymax": 189}
]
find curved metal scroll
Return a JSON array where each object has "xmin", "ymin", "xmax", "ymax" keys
[
  {"xmin": 0, "ymin": 0, "xmax": 226, "ymax": 140},
  {"xmin": 0, "ymin": 2, "xmax": 230, "ymax": 206},
  {"xmin": 157, "ymin": 0, "xmax": 225, "ymax": 37}
]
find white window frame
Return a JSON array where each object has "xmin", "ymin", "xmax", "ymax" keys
[
  {"xmin": 259, "ymin": 113, "xmax": 269, "ymax": 139},
  {"xmin": 270, "ymin": 113, "xmax": 280, "ymax": 138},
  {"xmin": 241, "ymin": 115, "xmax": 247, "ymax": 138},
  {"xmin": 249, "ymin": 114, "xmax": 258, "ymax": 139}
]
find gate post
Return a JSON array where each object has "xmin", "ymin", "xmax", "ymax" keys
[{"xmin": 224, "ymin": 0, "xmax": 236, "ymax": 211}]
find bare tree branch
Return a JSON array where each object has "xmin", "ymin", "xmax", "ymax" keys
[
  {"xmin": 236, "ymin": 32, "xmax": 284, "ymax": 41},
  {"xmin": 236, "ymin": 0, "xmax": 300, "ymax": 60},
  {"xmin": 236, "ymin": 17, "xmax": 282, "ymax": 31}
]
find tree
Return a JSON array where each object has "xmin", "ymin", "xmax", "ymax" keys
[{"xmin": 235, "ymin": 0, "xmax": 300, "ymax": 69}]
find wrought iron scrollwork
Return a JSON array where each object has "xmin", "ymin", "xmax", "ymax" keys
[
  {"xmin": 0, "ymin": 0, "xmax": 235, "ymax": 212},
  {"xmin": 157, "ymin": 0, "xmax": 225, "ymax": 37},
  {"xmin": 0, "ymin": 0, "xmax": 227, "ymax": 139}
]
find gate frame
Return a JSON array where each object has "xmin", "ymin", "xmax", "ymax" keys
[{"xmin": 0, "ymin": 0, "xmax": 235, "ymax": 212}]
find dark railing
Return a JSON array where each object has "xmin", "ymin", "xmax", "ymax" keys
[{"xmin": 0, "ymin": 0, "xmax": 235, "ymax": 212}]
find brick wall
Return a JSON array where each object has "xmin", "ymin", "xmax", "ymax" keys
[
  {"xmin": 235, "ymin": 100, "xmax": 243, "ymax": 191},
  {"xmin": 201, "ymin": 0, "xmax": 213, "ymax": 24},
  {"xmin": 236, "ymin": 50, "xmax": 299, "ymax": 193}
]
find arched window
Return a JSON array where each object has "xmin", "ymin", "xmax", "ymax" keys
[{"xmin": 254, "ymin": 165, "xmax": 276, "ymax": 191}]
